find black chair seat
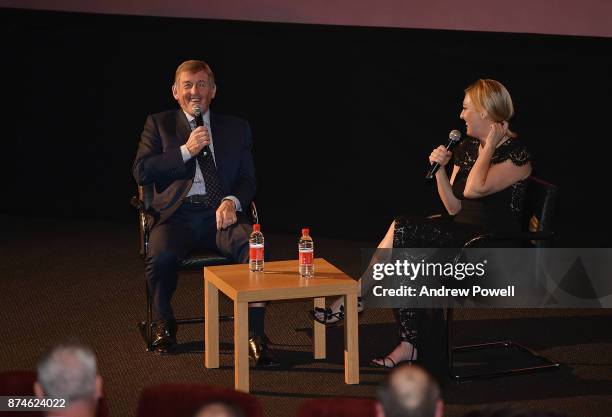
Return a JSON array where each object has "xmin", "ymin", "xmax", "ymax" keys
[{"xmin": 179, "ymin": 250, "xmax": 232, "ymax": 270}]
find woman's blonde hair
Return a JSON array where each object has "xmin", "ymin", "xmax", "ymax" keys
[{"xmin": 465, "ymin": 79, "xmax": 517, "ymax": 137}]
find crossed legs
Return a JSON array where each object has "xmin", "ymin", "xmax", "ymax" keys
[{"xmin": 145, "ymin": 204, "xmax": 269, "ymax": 353}]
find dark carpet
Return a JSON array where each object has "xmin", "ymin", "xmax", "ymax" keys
[{"xmin": 1, "ymin": 215, "xmax": 611, "ymax": 417}]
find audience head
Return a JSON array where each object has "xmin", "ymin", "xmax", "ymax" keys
[
  {"xmin": 193, "ymin": 401, "xmax": 245, "ymax": 417},
  {"xmin": 34, "ymin": 341, "xmax": 101, "ymax": 416},
  {"xmin": 461, "ymin": 79, "xmax": 517, "ymax": 139},
  {"xmin": 376, "ymin": 364, "xmax": 443, "ymax": 417}
]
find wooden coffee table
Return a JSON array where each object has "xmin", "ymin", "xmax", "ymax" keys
[{"xmin": 204, "ymin": 258, "xmax": 360, "ymax": 392}]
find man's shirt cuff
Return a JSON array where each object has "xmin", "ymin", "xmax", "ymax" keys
[
  {"xmin": 223, "ymin": 196, "xmax": 242, "ymax": 212},
  {"xmin": 180, "ymin": 144, "xmax": 192, "ymax": 163}
]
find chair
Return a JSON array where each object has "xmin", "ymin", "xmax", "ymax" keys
[
  {"xmin": 0, "ymin": 370, "xmax": 109, "ymax": 417},
  {"xmin": 136, "ymin": 383, "xmax": 264, "ymax": 417},
  {"xmin": 131, "ymin": 184, "xmax": 258, "ymax": 352},
  {"xmin": 446, "ymin": 176, "xmax": 561, "ymax": 381},
  {"xmin": 296, "ymin": 397, "xmax": 377, "ymax": 417}
]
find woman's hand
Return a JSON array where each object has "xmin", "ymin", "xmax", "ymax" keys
[
  {"xmin": 484, "ymin": 121, "xmax": 508, "ymax": 149},
  {"xmin": 429, "ymin": 145, "xmax": 453, "ymax": 168}
]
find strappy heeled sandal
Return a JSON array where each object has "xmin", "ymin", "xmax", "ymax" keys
[
  {"xmin": 371, "ymin": 341, "xmax": 417, "ymax": 368},
  {"xmin": 370, "ymin": 356, "xmax": 397, "ymax": 369},
  {"xmin": 308, "ymin": 297, "xmax": 363, "ymax": 326}
]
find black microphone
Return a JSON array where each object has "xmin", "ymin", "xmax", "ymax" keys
[
  {"xmin": 425, "ymin": 129, "xmax": 462, "ymax": 179},
  {"xmin": 193, "ymin": 105, "xmax": 209, "ymax": 156}
]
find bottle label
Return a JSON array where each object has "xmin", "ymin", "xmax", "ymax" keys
[
  {"xmin": 299, "ymin": 250, "xmax": 313, "ymax": 265},
  {"xmin": 250, "ymin": 244, "xmax": 264, "ymax": 261}
]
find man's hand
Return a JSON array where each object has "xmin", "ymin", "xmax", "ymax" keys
[
  {"xmin": 216, "ymin": 199, "xmax": 237, "ymax": 230},
  {"xmin": 185, "ymin": 126, "xmax": 211, "ymax": 156}
]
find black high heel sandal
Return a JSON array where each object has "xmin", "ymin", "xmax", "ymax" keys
[
  {"xmin": 370, "ymin": 356, "xmax": 397, "ymax": 369},
  {"xmin": 308, "ymin": 297, "xmax": 363, "ymax": 326},
  {"xmin": 370, "ymin": 342, "xmax": 417, "ymax": 369}
]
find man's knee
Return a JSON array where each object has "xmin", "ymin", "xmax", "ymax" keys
[
  {"xmin": 216, "ymin": 221, "xmax": 252, "ymax": 263},
  {"xmin": 216, "ymin": 221, "xmax": 251, "ymax": 246},
  {"xmin": 146, "ymin": 249, "xmax": 180, "ymax": 274},
  {"xmin": 232, "ymin": 221, "xmax": 252, "ymax": 244}
]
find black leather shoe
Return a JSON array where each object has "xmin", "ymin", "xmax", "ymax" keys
[
  {"xmin": 152, "ymin": 320, "xmax": 177, "ymax": 354},
  {"xmin": 248, "ymin": 335, "xmax": 280, "ymax": 367}
]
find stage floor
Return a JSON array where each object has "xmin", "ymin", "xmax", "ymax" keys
[{"xmin": 1, "ymin": 215, "xmax": 611, "ymax": 417}]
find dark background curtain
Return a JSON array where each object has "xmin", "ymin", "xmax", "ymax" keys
[{"xmin": 2, "ymin": 8, "xmax": 610, "ymax": 246}]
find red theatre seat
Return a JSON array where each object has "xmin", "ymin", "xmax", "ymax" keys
[
  {"xmin": 0, "ymin": 370, "xmax": 109, "ymax": 417},
  {"xmin": 297, "ymin": 397, "xmax": 378, "ymax": 417},
  {"xmin": 136, "ymin": 384, "xmax": 264, "ymax": 417}
]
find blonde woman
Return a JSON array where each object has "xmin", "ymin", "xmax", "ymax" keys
[{"xmin": 312, "ymin": 79, "xmax": 532, "ymax": 376}]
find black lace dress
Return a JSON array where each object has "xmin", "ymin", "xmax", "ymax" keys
[{"xmin": 391, "ymin": 137, "xmax": 532, "ymax": 374}]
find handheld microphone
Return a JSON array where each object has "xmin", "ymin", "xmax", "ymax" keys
[
  {"xmin": 193, "ymin": 105, "xmax": 209, "ymax": 156},
  {"xmin": 425, "ymin": 129, "xmax": 462, "ymax": 179}
]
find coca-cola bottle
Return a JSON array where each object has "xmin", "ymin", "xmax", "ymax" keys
[
  {"xmin": 249, "ymin": 224, "xmax": 264, "ymax": 272},
  {"xmin": 298, "ymin": 228, "xmax": 314, "ymax": 278}
]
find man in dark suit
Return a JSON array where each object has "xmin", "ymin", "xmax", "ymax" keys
[{"xmin": 133, "ymin": 60, "xmax": 277, "ymax": 365}]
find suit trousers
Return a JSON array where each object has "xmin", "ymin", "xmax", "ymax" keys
[{"xmin": 145, "ymin": 202, "xmax": 252, "ymax": 321}]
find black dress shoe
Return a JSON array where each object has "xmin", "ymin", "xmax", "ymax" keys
[
  {"xmin": 248, "ymin": 335, "xmax": 280, "ymax": 367},
  {"xmin": 152, "ymin": 320, "xmax": 177, "ymax": 354}
]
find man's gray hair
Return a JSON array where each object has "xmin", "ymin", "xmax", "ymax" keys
[{"xmin": 37, "ymin": 342, "xmax": 98, "ymax": 402}]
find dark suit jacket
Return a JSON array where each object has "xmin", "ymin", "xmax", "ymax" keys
[{"xmin": 133, "ymin": 109, "xmax": 256, "ymax": 226}]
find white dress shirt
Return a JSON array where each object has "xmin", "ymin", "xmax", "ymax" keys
[{"xmin": 179, "ymin": 110, "xmax": 241, "ymax": 211}]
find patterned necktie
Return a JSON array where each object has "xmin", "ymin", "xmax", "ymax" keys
[{"xmin": 190, "ymin": 120, "xmax": 224, "ymax": 209}]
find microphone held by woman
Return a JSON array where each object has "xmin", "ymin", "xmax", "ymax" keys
[{"xmin": 425, "ymin": 129, "xmax": 462, "ymax": 179}]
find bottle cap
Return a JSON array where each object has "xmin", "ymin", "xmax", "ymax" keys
[
  {"xmin": 302, "ymin": 228, "xmax": 310, "ymax": 235},
  {"xmin": 253, "ymin": 224, "xmax": 261, "ymax": 232}
]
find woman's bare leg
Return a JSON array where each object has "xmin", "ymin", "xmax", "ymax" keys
[{"xmin": 325, "ymin": 221, "xmax": 396, "ymax": 312}]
